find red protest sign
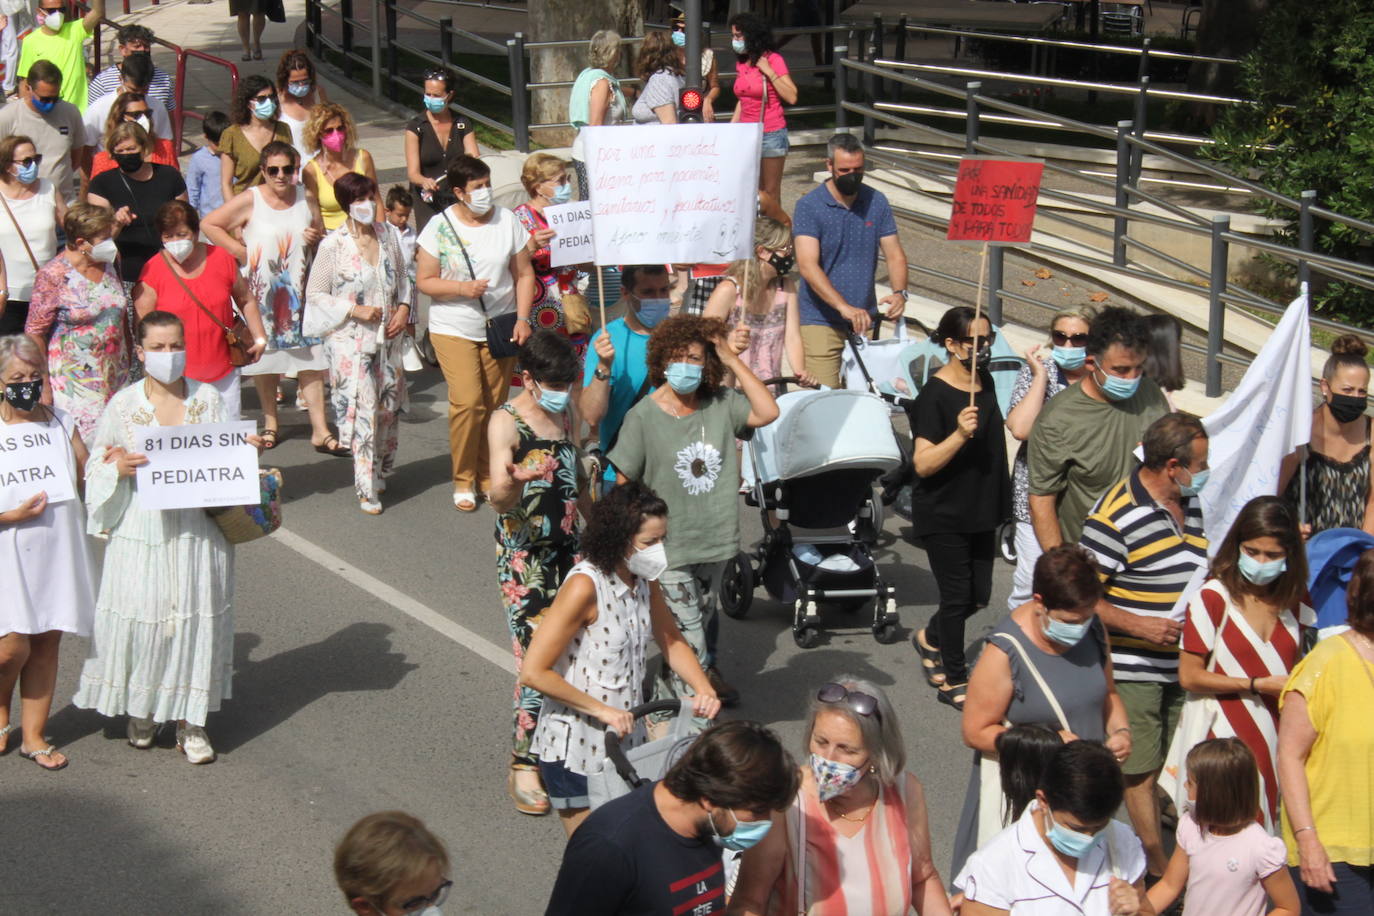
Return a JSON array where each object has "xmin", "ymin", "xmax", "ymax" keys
[{"xmin": 946, "ymin": 158, "xmax": 1045, "ymax": 244}]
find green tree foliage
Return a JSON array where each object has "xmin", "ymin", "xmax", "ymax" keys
[{"xmin": 1207, "ymin": 0, "xmax": 1374, "ymax": 322}]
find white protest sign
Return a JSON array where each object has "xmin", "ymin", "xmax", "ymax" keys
[
  {"xmin": 0, "ymin": 421, "xmax": 76, "ymax": 512},
  {"xmin": 583, "ymin": 123, "xmax": 762, "ymax": 265},
  {"xmin": 546, "ymin": 201, "xmax": 594, "ymax": 268},
  {"xmin": 134, "ymin": 421, "xmax": 259, "ymax": 510}
]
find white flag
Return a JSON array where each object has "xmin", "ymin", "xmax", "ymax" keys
[{"xmin": 1198, "ymin": 293, "xmax": 1312, "ymax": 553}]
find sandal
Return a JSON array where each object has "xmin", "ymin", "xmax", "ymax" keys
[
  {"xmin": 314, "ymin": 434, "xmax": 350, "ymax": 457},
  {"xmin": 261, "ymin": 428, "xmax": 278, "ymax": 450},
  {"xmin": 913, "ymin": 628, "xmax": 947, "ymax": 688},
  {"xmin": 508, "ymin": 763, "xmax": 551, "ymax": 816},
  {"xmin": 19, "ymin": 744, "xmax": 68, "ymax": 770},
  {"xmin": 453, "ymin": 491, "xmax": 478, "ymax": 512},
  {"xmin": 0, "ymin": 723, "xmax": 14, "ymax": 754},
  {"xmin": 936, "ymin": 682, "xmax": 967, "ymax": 711}
]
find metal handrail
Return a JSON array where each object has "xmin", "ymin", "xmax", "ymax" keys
[{"xmin": 897, "ymin": 24, "xmax": 1241, "ymax": 65}]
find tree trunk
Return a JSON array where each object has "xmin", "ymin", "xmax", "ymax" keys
[{"xmin": 527, "ymin": 0, "xmax": 643, "ymax": 148}]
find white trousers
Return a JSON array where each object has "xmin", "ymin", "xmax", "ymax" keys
[
  {"xmin": 209, "ymin": 368, "xmax": 242, "ymax": 421},
  {"xmin": 1007, "ymin": 520, "xmax": 1043, "ymax": 611}
]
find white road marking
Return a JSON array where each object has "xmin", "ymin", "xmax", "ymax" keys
[{"xmin": 272, "ymin": 527, "xmax": 514, "ymax": 673}]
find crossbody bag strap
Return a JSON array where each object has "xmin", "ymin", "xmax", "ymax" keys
[
  {"xmin": 160, "ymin": 251, "xmax": 232, "ymax": 333},
  {"xmin": 990, "ymin": 632, "xmax": 1071, "ymax": 733},
  {"xmin": 0, "ymin": 189, "xmax": 40, "ymax": 271},
  {"xmin": 439, "ymin": 209, "xmax": 488, "ymax": 316},
  {"xmin": 794, "ymin": 792, "xmax": 806, "ymax": 915}
]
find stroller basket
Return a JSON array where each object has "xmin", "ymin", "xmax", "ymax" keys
[{"xmin": 588, "ymin": 699, "xmax": 697, "ymax": 809}]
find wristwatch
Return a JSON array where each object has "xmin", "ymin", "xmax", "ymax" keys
[
  {"xmin": 896, "ymin": 290, "xmax": 909, "ymax": 301},
  {"xmin": 593, "ymin": 367, "xmax": 611, "ymax": 382}
]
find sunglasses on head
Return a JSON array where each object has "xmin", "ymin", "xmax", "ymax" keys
[
  {"xmin": 263, "ymin": 165, "xmax": 295, "ymax": 177},
  {"xmin": 817, "ymin": 683, "xmax": 881, "ymax": 719},
  {"xmin": 424, "ymin": 68, "xmax": 450, "ymax": 83},
  {"xmin": 1051, "ymin": 330, "xmax": 1089, "ymax": 347}
]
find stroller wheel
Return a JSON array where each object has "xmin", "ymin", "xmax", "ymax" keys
[
  {"xmin": 873, "ymin": 620, "xmax": 902, "ymax": 645},
  {"xmin": 997, "ymin": 520, "xmax": 1018, "ymax": 565},
  {"xmin": 793, "ymin": 625, "xmax": 821, "ymax": 649},
  {"xmin": 720, "ymin": 552, "xmax": 755, "ymax": 619}
]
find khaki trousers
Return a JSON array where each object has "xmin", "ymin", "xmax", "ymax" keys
[
  {"xmin": 800, "ymin": 324, "xmax": 848, "ymax": 389},
  {"xmin": 431, "ymin": 332, "xmax": 514, "ymax": 492}
]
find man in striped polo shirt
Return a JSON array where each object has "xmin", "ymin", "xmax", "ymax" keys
[{"xmin": 1081, "ymin": 412, "xmax": 1210, "ymax": 878}]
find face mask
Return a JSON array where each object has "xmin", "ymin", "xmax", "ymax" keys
[
  {"xmin": 3, "ymin": 377, "xmax": 42, "ymax": 411},
  {"xmin": 635, "ymin": 296, "xmax": 671, "ymax": 329},
  {"xmin": 1045, "ymin": 808, "xmax": 1100, "ymax": 859},
  {"xmin": 549, "ymin": 182, "xmax": 573, "ymax": 205},
  {"xmin": 1096, "ymin": 367, "xmax": 1140, "ymax": 401},
  {"xmin": 163, "ymin": 239, "xmax": 194, "ymax": 262},
  {"xmin": 15, "ymin": 161, "xmax": 39, "ymax": 184},
  {"xmin": 534, "ymin": 382, "xmax": 569, "ymax": 414},
  {"xmin": 464, "ymin": 187, "xmax": 493, "ymax": 216},
  {"xmin": 1042, "ymin": 613, "xmax": 1092, "ymax": 647},
  {"xmin": 671, "ymin": 30, "xmax": 686, "ymax": 48},
  {"xmin": 1328, "ymin": 392, "xmax": 1368, "ymax": 425},
  {"xmin": 42, "ymin": 9, "xmax": 63, "ymax": 29},
  {"xmin": 423, "ymin": 94, "xmax": 448, "ymax": 114},
  {"xmin": 731, "ymin": 38, "xmax": 747, "ymax": 54},
  {"xmin": 626, "ymin": 541, "xmax": 668, "ymax": 581},
  {"xmin": 833, "ymin": 170, "xmax": 864, "ymax": 196},
  {"xmin": 1177, "ymin": 466, "xmax": 1209, "ymax": 498},
  {"xmin": 811, "ymin": 753, "xmax": 867, "ymax": 802},
  {"xmin": 959, "ymin": 346, "xmax": 992, "ymax": 372},
  {"xmin": 767, "ymin": 251, "xmax": 795, "ymax": 276},
  {"xmin": 349, "ymin": 201, "xmax": 376, "ymax": 224},
  {"xmin": 1052, "ymin": 345, "xmax": 1085, "ymax": 370},
  {"xmin": 251, "ymin": 97, "xmax": 277, "ymax": 120},
  {"xmin": 287, "ymin": 80, "xmax": 312, "ymax": 98},
  {"xmin": 1239, "ymin": 551, "xmax": 1287, "ymax": 586},
  {"xmin": 142, "ymin": 349, "xmax": 186, "ymax": 384},
  {"xmin": 115, "ymin": 151, "xmax": 143, "ymax": 173},
  {"xmin": 31, "ymin": 96, "xmax": 56, "ymax": 114},
  {"xmin": 321, "ymin": 129, "xmax": 346, "ymax": 153},
  {"xmin": 666, "ymin": 361, "xmax": 702, "ymax": 395},
  {"xmin": 87, "ymin": 238, "xmax": 119, "ymax": 263},
  {"xmin": 131, "ymin": 113, "xmax": 150, "ymax": 132},
  {"xmin": 708, "ymin": 808, "xmax": 772, "ymax": 852}
]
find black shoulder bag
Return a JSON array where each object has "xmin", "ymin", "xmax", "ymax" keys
[{"xmin": 440, "ymin": 209, "xmax": 521, "ymax": 359}]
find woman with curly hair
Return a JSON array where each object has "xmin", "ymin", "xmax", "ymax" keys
[
  {"xmin": 302, "ymin": 102, "xmax": 380, "ymax": 232},
  {"xmin": 729, "ymin": 12, "xmax": 797, "ymax": 203},
  {"xmin": 523, "ymin": 479, "xmax": 721, "ymax": 836},
  {"xmin": 217, "ymin": 75, "xmax": 294, "ymax": 201},
  {"xmin": 608, "ymin": 314, "xmax": 779, "ymax": 713},
  {"xmin": 632, "ymin": 30, "xmax": 685, "ymax": 125}
]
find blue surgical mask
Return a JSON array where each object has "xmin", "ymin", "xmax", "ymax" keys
[
  {"xmin": 1045, "ymin": 808, "xmax": 1100, "ymax": 858},
  {"xmin": 252, "ymin": 97, "xmax": 277, "ymax": 120},
  {"xmin": 731, "ymin": 38, "xmax": 747, "ymax": 54},
  {"xmin": 1178, "ymin": 466, "xmax": 1209, "ymax": 497},
  {"xmin": 15, "ymin": 161, "xmax": 39, "ymax": 183},
  {"xmin": 535, "ymin": 382, "xmax": 569, "ymax": 414},
  {"xmin": 31, "ymin": 96, "xmax": 56, "ymax": 115},
  {"xmin": 635, "ymin": 296, "xmax": 671, "ymax": 329},
  {"xmin": 550, "ymin": 182, "xmax": 572, "ymax": 205},
  {"xmin": 1097, "ymin": 367, "xmax": 1140, "ymax": 401},
  {"xmin": 665, "ymin": 361, "xmax": 702, "ymax": 394},
  {"xmin": 1239, "ymin": 551, "xmax": 1287, "ymax": 586},
  {"xmin": 1052, "ymin": 346, "xmax": 1085, "ymax": 370},
  {"xmin": 671, "ymin": 30, "xmax": 686, "ymax": 48},
  {"xmin": 423, "ymin": 94, "xmax": 448, "ymax": 114},
  {"xmin": 1043, "ymin": 614, "xmax": 1092, "ymax": 647},
  {"xmin": 709, "ymin": 809, "xmax": 773, "ymax": 852}
]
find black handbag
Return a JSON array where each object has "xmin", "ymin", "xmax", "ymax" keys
[{"xmin": 441, "ymin": 210, "xmax": 521, "ymax": 359}]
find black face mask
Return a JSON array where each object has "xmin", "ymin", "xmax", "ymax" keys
[
  {"xmin": 959, "ymin": 346, "xmax": 992, "ymax": 372},
  {"xmin": 767, "ymin": 251, "xmax": 794, "ymax": 276},
  {"xmin": 114, "ymin": 152, "xmax": 143, "ymax": 173},
  {"xmin": 4, "ymin": 377, "xmax": 42, "ymax": 411},
  {"xmin": 833, "ymin": 170, "xmax": 864, "ymax": 196},
  {"xmin": 1329, "ymin": 393, "xmax": 1368, "ymax": 425}
]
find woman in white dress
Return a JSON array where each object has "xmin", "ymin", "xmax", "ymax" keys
[
  {"xmin": 202, "ymin": 140, "xmax": 336, "ymax": 453},
  {"xmin": 521, "ymin": 480, "xmax": 721, "ymax": 837},
  {"xmin": 0, "ymin": 134, "xmax": 63, "ymax": 334},
  {"xmin": 304, "ymin": 172, "xmax": 410, "ymax": 515},
  {"xmin": 0, "ymin": 334, "xmax": 95, "ymax": 771},
  {"xmin": 72, "ymin": 310, "xmax": 261, "ymax": 765}
]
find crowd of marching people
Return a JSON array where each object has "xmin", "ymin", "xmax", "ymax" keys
[{"xmin": 4, "ymin": 10, "xmax": 1374, "ymax": 916}]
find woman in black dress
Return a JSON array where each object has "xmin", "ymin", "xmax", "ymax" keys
[{"xmin": 403, "ymin": 69, "xmax": 480, "ymax": 230}]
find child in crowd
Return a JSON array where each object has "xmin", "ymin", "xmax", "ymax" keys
[
  {"xmin": 1147, "ymin": 738, "xmax": 1300, "ymax": 916},
  {"xmin": 384, "ymin": 184, "xmax": 423, "ymax": 371},
  {"xmin": 186, "ymin": 110, "xmax": 230, "ymax": 219},
  {"xmin": 334, "ymin": 811, "xmax": 453, "ymax": 915}
]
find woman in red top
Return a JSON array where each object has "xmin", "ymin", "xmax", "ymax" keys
[
  {"xmin": 89, "ymin": 92, "xmax": 180, "ymax": 178},
  {"xmin": 132, "ymin": 200, "xmax": 267, "ymax": 419},
  {"xmin": 728, "ymin": 12, "xmax": 798, "ymax": 205},
  {"xmin": 513, "ymin": 153, "xmax": 586, "ymax": 350}
]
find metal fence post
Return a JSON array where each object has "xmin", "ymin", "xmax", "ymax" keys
[
  {"xmin": 988, "ymin": 245, "xmax": 1005, "ymax": 325},
  {"xmin": 1206, "ymin": 216, "xmax": 1230, "ymax": 397},
  {"xmin": 1113, "ymin": 119, "xmax": 1132, "ymax": 267},
  {"xmin": 894, "ymin": 16, "xmax": 908, "ymax": 102},
  {"xmin": 340, "ymin": 0, "xmax": 354, "ymax": 79},
  {"xmin": 965, "ymin": 81, "xmax": 981, "ymax": 154},
  {"xmin": 508, "ymin": 34, "xmax": 530, "ymax": 153},
  {"xmin": 369, "ymin": 0, "xmax": 383, "ymax": 100},
  {"xmin": 861, "ymin": 28, "xmax": 876, "ymax": 144},
  {"xmin": 833, "ymin": 44, "xmax": 848, "ymax": 129},
  {"xmin": 1130, "ymin": 76, "xmax": 1148, "ymax": 184},
  {"xmin": 871, "ymin": 14, "xmax": 884, "ymax": 97},
  {"xmin": 1137, "ymin": 36, "xmax": 1151, "ymax": 83},
  {"xmin": 1299, "ymin": 190, "xmax": 1316, "ymax": 290},
  {"xmin": 383, "ymin": 0, "xmax": 399, "ymax": 101},
  {"xmin": 439, "ymin": 17, "xmax": 454, "ymax": 70}
]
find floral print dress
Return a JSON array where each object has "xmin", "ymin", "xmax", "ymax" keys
[
  {"xmin": 25, "ymin": 256, "xmax": 132, "ymax": 441},
  {"xmin": 514, "ymin": 203, "xmax": 587, "ymax": 348},
  {"xmin": 494, "ymin": 403, "xmax": 581, "ymax": 765}
]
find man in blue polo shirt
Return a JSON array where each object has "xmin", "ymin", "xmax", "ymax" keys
[{"xmin": 794, "ymin": 133, "xmax": 910, "ymax": 388}]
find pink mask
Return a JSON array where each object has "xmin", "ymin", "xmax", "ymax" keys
[{"xmin": 321, "ymin": 130, "xmax": 345, "ymax": 153}]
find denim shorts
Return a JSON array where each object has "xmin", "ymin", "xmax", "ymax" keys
[
  {"xmin": 761, "ymin": 127, "xmax": 790, "ymax": 158},
  {"xmin": 538, "ymin": 757, "xmax": 590, "ymax": 810}
]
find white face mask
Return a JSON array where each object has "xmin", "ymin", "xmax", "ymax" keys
[
  {"xmin": 626, "ymin": 541, "xmax": 668, "ymax": 581},
  {"xmin": 142, "ymin": 349, "xmax": 186, "ymax": 384},
  {"xmin": 132, "ymin": 113, "xmax": 150, "ymax": 132},
  {"xmin": 87, "ymin": 238, "xmax": 118, "ymax": 263},
  {"xmin": 163, "ymin": 239, "xmax": 194, "ymax": 262},
  {"xmin": 464, "ymin": 187, "xmax": 493, "ymax": 216},
  {"xmin": 349, "ymin": 201, "xmax": 376, "ymax": 224},
  {"xmin": 43, "ymin": 9, "xmax": 64, "ymax": 29}
]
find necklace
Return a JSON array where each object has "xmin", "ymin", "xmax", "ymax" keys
[{"xmin": 826, "ymin": 795, "xmax": 876, "ymax": 823}]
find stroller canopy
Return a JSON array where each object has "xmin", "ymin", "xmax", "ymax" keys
[
  {"xmin": 750, "ymin": 389, "xmax": 902, "ymax": 483},
  {"xmin": 1307, "ymin": 528, "xmax": 1374, "ymax": 633}
]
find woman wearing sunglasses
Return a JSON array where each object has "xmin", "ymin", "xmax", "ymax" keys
[
  {"xmin": 0, "ymin": 135, "xmax": 62, "ymax": 335},
  {"xmin": 1003, "ymin": 307, "xmax": 1093, "ymax": 611},
  {"xmin": 730, "ymin": 678, "xmax": 952, "ymax": 915},
  {"xmin": 303, "ymin": 102, "xmax": 380, "ymax": 232},
  {"xmin": 89, "ymin": 91, "xmax": 179, "ymax": 178},
  {"xmin": 218, "ymin": 75, "xmax": 294, "ymax": 202}
]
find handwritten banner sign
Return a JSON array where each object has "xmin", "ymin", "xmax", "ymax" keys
[
  {"xmin": 0, "ymin": 421, "xmax": 76, "ymax": 512},
  {"xmin": 946, "ymin": 158, "xmax": 1045, "ymax": 244},
  {"xmin": 583, "ymin": 123, "xmax": 761, "ymax": 265},
  {"xmin": 134, "ymin": 421, "xmax": 259, "ymax": 510},
  {"xmin": 546, "ymin": 201, "xmax": 594, "ymax": 268}
]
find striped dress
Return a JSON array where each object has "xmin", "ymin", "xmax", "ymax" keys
[{"xmin": 1181, "ymin": 579, "xmax": 1313, "ymax": 830}]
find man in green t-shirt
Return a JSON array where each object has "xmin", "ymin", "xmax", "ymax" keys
[
  {"xmin": 18, "ymin": 0, "xmax": 105, "ymax": 111},
  {"xmin": 1028, "ymin": 306, "xmax": 1170, "ymax": 547},
  {"xmin": 610, "ymin": 315, "xmax": 779, "ymax": 715}
]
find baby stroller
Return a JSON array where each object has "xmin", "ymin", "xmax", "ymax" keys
[
  {"xmin": 587, "ymin": 699, "xmax": 698, "ymax": 809},
  {"xmin": 720, "ymin": 372, "xmax": 905, "ymax": 649}
]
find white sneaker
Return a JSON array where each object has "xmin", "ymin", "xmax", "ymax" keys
[
  {"xmin": 127, "ymin": 716, "xmax": 157, "ymax": 749},
  {"xmin": 360, "ymin": 497, "xmax": 383, "ymax": 515},
  {"xmin": 176, "ymin": 724, "xmax": 216, "ymax": 764}
]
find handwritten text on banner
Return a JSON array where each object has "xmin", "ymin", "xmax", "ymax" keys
[
  {"xmin": 0, "ymin": 421, "xmax": 76, "ymax": 512},
  {"xmin": 947, "ymin": 158, "xmax": 1045, "ymax": 244},
  {"xmin": 134, "ymin": 421, "xmax": 259, "ymax": 510}
]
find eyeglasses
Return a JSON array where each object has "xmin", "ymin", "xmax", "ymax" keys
[
  {"xmin": 251, "ymin": 93, "xmax": 275, "ymax": 103},
  {"xmin": 955, "ymin": 330, "xmax": 997, "ymax": 347},
  {"xmin": 15, "ymin": 155, "xmax": 43, "ymax": 167},
  {"xmin": 396, "ymin": 879, "xmax": 452, "ymax": 913},
  {"xmin": 34, "ymin": 96, "xmax": 59, "ymax": 107},
  {"xmin": 322, "ymin": 127, "xmax": 345, "ymax": 136},
  {"xmin": 1051, "ymin": 330, "xmax": 1089, "ymax": 347},
  {"xmin": 124, "ymin": 109, "xmax": 150, "ymax": 119},
  {"xmin": 262, "ymin": 165, "xmax": 296, "ymax": 177},
  {"xmin": 817, "ymin": 683, "xmax": 881, "ymax": 720}
]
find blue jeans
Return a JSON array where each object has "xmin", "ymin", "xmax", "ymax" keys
[{"xmin": 1293, "ymin": 863, "xmax": 1374, "ymax": 915}]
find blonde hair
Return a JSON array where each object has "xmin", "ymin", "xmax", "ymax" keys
[
  {"xmin": 303, "ymin": 102, "xmax": 357, "ymax": 154},
  {"xmin": 723, "ymin": 216, "xmax": 792, "ymax": 307},
  {"xmin": 334, "ymin": 811, "xmax": 449, "ymax": 907},
  {"xmin": 105, "ymin": 118, "xmax": 154, "ymax": 157},
  {"xmin": 520, "ymin": 152, "xmax": 569, "ymax": 196},
  {"xmin": 588, "ymin": 29, "xmax": 622, "ymax": 71},
  {"xmin": 104, "ymin": 92, "xmax": 158, "ymax": 150},
  {"xmin": 0, "ymin": 334, "xmax": 43, "ymax": 373}
]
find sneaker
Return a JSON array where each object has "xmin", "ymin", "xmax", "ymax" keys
[
  {"xmin": 127, "ymin": 716, "xmax": 157, "ymax": 749},
  {"xmin": 707, "ymin": 666, "xmax": 741, "ymax": 708},
  {"xmin": 176, "ymin": 724, "xmax": 216, "ymax": 765},
  {"xmin": 360, "ymin": 497, "xmax": 383, "ymax": 515}
]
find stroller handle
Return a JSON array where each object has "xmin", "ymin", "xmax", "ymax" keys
[
  {"xmin": 762, "ymin": 376, "xmax": 820, "ymax": 393},
  {"xmin": 603, "ymin": 699, "xmax": 686, "ymax": 789}
]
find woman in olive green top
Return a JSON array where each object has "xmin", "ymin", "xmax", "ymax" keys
[{"xmin": 218, "ymin": 75, "xmax": 295, "ymax": 200}]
